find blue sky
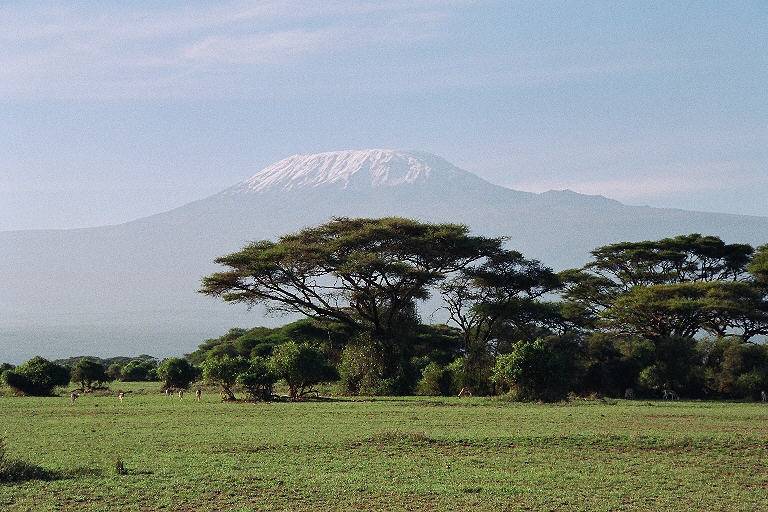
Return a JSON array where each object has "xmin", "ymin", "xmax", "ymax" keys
[{"xmin": 1, "ymin": 1, "xmax": 766, "ymax": 230}]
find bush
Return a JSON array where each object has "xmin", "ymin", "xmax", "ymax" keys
[
  {"xmin": 237, "ymin": 357, "xmax": 277, "ymax": 401},
  {"xmin": 416, "ymin": 362, "xmax": 452, "ymax": 396},
  {"xmin": 120, "ymin": 359, "xmax": 158, "ymax": 381},
  {"xmin": 202, "ymin": 356, "xmax": 248, "ymax": 400},
  {"xmin": 1, "ymin": 357, "xmax": 70, "ymax": 396},
  {"xmin": 492, "ymin": 337, "xmax": 579, "ymax": 401},
  {"xmin": 338, "ymin": 344, "xmax": 385, "ymax": 395},
  {"xmin": 270, "ymin": 342, "xmax": 338, "ymax": 400},
  {"xmin": 71, "ymin": 359, "xmax": 109, "ymax": 390},
  {"xmin": 157, "ymin": 358, "xmax": 197, "ymax": 390},
  {"xmin": 106, "ymin": 363, "xmax": 124, "ymax": 382}
]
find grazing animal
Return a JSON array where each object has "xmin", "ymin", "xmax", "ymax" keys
[
  {"xmin": 178, "ymin": 389, "xmax": 184, "ymax": 399},
  {"xmin": 195, "ymin": 388, "xmax": 202, "ymax": 402},
  {"xmin": 624, "ymin": 388, "xmax": 635, "ymax": 400},
  {"xmin": 165, "ymin": 388, "xmax": 172, "ymax": 397},
  {"xmin": 458, "ymin": 387, "xmax": 473, "ymax": 398},
  {"xmin": 761, "ymin": 390, "xmax": 767, "ymax": 403},
  {"xmin": 70, "ymin": 391, "xmax": 79, "ymax": 403},
  {"xmin": 118, "ymin": 391, "xmax": 125, "ymax": 402},
  {"xmin": 662, "ymin": 389, "xmax": 679, "ymax": 400}
]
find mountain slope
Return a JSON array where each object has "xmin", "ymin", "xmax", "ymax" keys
[{"xmin": 2, "ymin": 149, "xmax": 768, "ymax": 361}]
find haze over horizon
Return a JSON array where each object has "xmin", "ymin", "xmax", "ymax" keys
[{"xmin": 2, "ymin": 1, "xmax": 767, "ymax": 231}]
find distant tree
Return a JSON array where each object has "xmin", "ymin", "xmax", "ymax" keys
[
  {"xmin": 157, "ymin": 358, "xmax": 197, "ymax": 390},
  {"xmin": 202, "ymin": 356, "xmax": 248, "ymax": 401},
  {"xmin": 269, "ymin": 342, "xmax": 337, "ymax": 400},
  {"xmin": 441, "ymin": 249, "xmax": 562, "ymax": 393},
  {"xmin": 120, "ymin": 359, "xmax": 158, "ymax": 381},
  {"xmin": 237, "ymin": 357, "xmax": 277, "ymax": 401},
  {"xmin": 2, "ymin": 357, "xmax": 70, "ymax": 396},
  {"xmin": 106, "ymin": 363, "xmax": 124, "ymax": 382},
  {"xmin": 561, "ymin": 234, "xmax": 755, "ymax": 327},
  {"xmin": 70, "ymin": 359, "xmax": 109, "ymax": 391},
  {"xmin": 0, "ymin": 363, "xmax": 14, "ymax": 375},
  {"xmin": 201, "ymin": 217, "xmax": 501, "ymax": 383}
]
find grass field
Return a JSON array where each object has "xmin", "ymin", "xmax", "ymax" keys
[{"xmin": 1, "ymin": 383, "xmax": 768, "ymax": 511}]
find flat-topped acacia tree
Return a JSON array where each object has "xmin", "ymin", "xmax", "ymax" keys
[{"xmin": 200, "ymin": 217, "xmax": 502, "ymax": 378}]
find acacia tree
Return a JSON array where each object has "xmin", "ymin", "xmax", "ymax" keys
[
  {"xmin": 201, "ymin": 217, "xmax": 500, "ymax": 379},
  {"xmin": 70, "ymin": 359, "xmax": 109, "ymax": 391},
  {"xmin": 202, "ymin": 356, "xmax": 248, "ymax": 401},
  {"xmin": 562, "ymin": 235, "xmax": 757, "ymax": 337},
  {"xmin": 440, "ymin": 250, "xmax": 562, "ymax": 392},
  {"xmin": 157, "ymin": 358, "xmax": 197, "ymax": 390}
]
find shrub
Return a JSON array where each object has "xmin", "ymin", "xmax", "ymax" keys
[
  {"xmin": 106, "ymin": 363, "xmax": 124, "ymax": 382},
  {"xmin": 492, "ymin": 337, "xmax": 579, "ymax": 401},
  {"xmin": 237, "ymin": 357, "xmax": 277, "ymax": 401},
  {"xmin": 202, "ymin": 356, "xmax": 248, "ymax": 401},
  {"xmin": 416, "ymin": 362, "xmax": 452, "ymax": 396},
  {"xmin": 71, "ymin": 359, "xmax": 109, "ymax": 390},
  {"xmin": 270, "ymin": 342, "xmax": 338, "ymax": 400},
  {"xmin": 1, "ymin": 357, "xmax": 70, "ymax": 396},
  {"xmin": 120, "ymin": 359, "xmax": 158, "ymax": 381},
  {"xmin": 338, "ymin": 343, "xmax": 385, "ymax": 395},
  {"xmin": 157, "ymin": 358, "xmax": 197, "ymax": 390}
]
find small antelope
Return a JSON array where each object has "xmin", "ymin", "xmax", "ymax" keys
[
  {"xmin": 118, "ymin": 391, "xmax": 125, "ymax": 402},
  {"xmin": 178, "ymin": 389, "xmax": 184, "ymax": 399},
  {"xmin": 458, "ymin": 387, "xmax": 473, "ymax": 398},
  {"xmin": 662, "ymin": 389, "xmax": 679, "ymax": 400},
  {"xmin": 195, "ymin": 388, "xmax": 202, "ymax": 402},
  {"xmin": 761, "ymin": 390, "xmax": 767, "ymax": 403},
  {"xmin": 70, "ymin": 391, "xmax": 80, "ymax": 403},
  {"xmin": 165, "ymin": 388, "xmax": 172, "ymax": 397},
  {"xmin": 624, "ymin": 388, "xmax": 635, "ymax": 400}
]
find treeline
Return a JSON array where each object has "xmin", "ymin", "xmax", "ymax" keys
[
  {"xmin": 196, "ymin": 217, "xmax": 768, "ymax": 401},
  {"xmin": 3, "ymin": 217, "xmax": 767, "ymax": 401}
]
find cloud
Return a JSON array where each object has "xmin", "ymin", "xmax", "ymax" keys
[{"xmin": 0, "ymin": 1, "xmax": 463, "ymax": 100}]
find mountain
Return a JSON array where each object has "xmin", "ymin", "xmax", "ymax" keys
[{"xmin": 2, "ymin": 149, "xmax": 768, "ymax": 362}]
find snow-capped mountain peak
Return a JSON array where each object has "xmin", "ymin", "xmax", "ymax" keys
[{"xmin": 232, "ymin": 149, "xmax": 465, "ymax": 193}]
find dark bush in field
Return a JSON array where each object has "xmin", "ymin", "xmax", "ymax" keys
[
  {"xmin": 70, "ymin": 358, "xmax": 110, "ymax": 390},
  {"xmin": 202, "ymin": 355, "xmax": 249, "ymax": 400},
  {"xmin": 157, "ymin": 358, "xmax": 197, "ymax": 390},
  {"xmin": 120, "ymin": 359, "xmax": 158, "ymax": 381},
  {"xmin": 237, "ymin": 357, "xmax": 277, "ymax": 401},
  {"xmin": 270, "ymin": 342, "xmax": 338, "ymax": 400},
  {"xmin": 492, "ymin": 336, "xmax": 580, "ymax": 401},
  {"xmin": 1, "ymin": 357, "xmax": 70, "ymax": 396}
]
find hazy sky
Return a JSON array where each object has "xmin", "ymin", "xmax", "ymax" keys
[{"xmin": 1, "ymin": 1, "xmax": 766, "ymax": 230}]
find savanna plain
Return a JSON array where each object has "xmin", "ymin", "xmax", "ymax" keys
[{"xmin": 2, "ymin": 383, "xmax": 767, "ymax": 512}]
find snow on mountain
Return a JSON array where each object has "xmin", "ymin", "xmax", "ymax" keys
[{"xmin": 232, "ymin": 149, "xmax": 465, "ymax": 193}]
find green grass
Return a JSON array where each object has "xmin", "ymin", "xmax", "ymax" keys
[{"xmin": 1, "ymin": 382, "xmax": 768, "ymax": 511}]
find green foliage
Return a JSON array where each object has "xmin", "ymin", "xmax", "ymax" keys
[
  {"xmin": 492, "ymin": 337, "xmax": 579, "ymax": 401},
  {"xmin": 120, "ymin": 359, "xmax": 158, "ymax": 381},
  {"xmin": 237, "ymin": 357, "xmax": 277, "ymax": 401},
  {"xmin": 201, "ymin": 356, "xmax": 248, "ymax": 400},
  {"xmin": 338, "ymin": 342, "xmax": 386, "ymax": 395},
  {"xmin": 106, "ymin": 363, "xmax": 124, "ymax": 381},
  {"xmin": 201, "ymin": 217, "xmax": 502, "ymax": 381},
  {"xmin": 156, "ymin": 358, "xmax": 197, "ymax": 390},
  {"xmin": 270, "ymin": 342, "xmax": 338, "ymax": 400},
  {"xmin": 2, "ymin": 357, "xmax": 70, "ymax": 396},
  {"xmin": 70, "ymin": 359, "xmax": 109, "ymax": 390},
  {"xmin": 416, "ymin": 362, "xmax": 453, "ymax": 396}
]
